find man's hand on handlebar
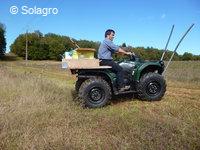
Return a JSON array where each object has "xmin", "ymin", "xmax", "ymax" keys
[
  {"xmin": 126, "ymin": 51, "xmax": 135, "ymax": 56},
  {"xmin": 118, "ymin": 48, "xmax": 135, "ymax": 56}
]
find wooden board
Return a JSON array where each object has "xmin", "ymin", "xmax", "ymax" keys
[
  {"xmin": 62, "ymin": 59, "xmax": 111, "ymax": 69},
  {"xmin": 76, "ymin": 48, "xmax": 96, "ymax": 52},
  {"xmin": 70, "ymin": 66, "xmax": 112, "ymax": 69}
]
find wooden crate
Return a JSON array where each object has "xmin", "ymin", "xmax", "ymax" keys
[
  {"xmin": 74, "ymin": 48, "xmax": 96, "ymax": 59},
  {"xmin": 62, "ymin": 59, "xmax": 100, "ymax": 69}
]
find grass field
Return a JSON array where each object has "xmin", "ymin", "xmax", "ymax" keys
[{"xmin": 0, "ymin": 60, "xmax": 200, "ymax": 149}]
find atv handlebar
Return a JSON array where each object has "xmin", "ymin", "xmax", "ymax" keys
[
  {"xmin": 116, "ymin": 51, "xmax": 141, "ymax": 63},
  {"xmin": 128, "ymin": 52, "xmax": 138, "ymax": 61},
  {"xmin": 127, "ymin": 52, "xmax": 135, "ymax": 56}
]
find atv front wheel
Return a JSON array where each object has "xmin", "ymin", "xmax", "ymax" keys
[
  {"xmin": 78, "ymin": 77, "xmax": 111, "ymax": 108},
  {"xmin": 137, "ymin": 73, "xmax": 166, "ymax": 101}
]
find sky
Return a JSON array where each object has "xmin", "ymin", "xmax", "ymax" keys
[{"xmin": 0, "ymin": 0, "xmax": 200, "ymax": 55}]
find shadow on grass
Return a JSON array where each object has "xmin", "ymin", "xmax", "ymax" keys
[
  {"xmin": 71, "ymin": 90, "xmax": 79, "ymax": 101},
  {"xmin": 111, "ymin": 93, "xmax": 137, "ymax": 105},
  {"xmin": 71, "ymin": 89, "xmax": 137, "ymax": 107},
  {"xmin": 71, "ymin": 90, "xmax": 84, "ymax": 107},
  {"xmin": 0, "ymin": 55, "xmax": 22, "ymax": 61}
]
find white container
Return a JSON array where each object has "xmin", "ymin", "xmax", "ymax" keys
[
  {"xmin": 65, "ymin": 52, "xmax": 72, "ymax": 59},
  {"xmin": 61, "ymin": 59, "xmax": 68, "ymax": 69}
]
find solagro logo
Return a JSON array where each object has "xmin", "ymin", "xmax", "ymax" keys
[{"xmin": 10, "ymin": 5, "xmax": 59, "ymax": 16}]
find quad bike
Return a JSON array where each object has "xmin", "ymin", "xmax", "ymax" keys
[{"xmin": 68, "ymin": 24, "xmax": 194, "ymax": 108}]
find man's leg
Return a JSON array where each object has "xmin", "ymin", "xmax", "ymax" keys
[{"xmin": 100, "ymin": 60, "xmax": 124, "ymax": 88}]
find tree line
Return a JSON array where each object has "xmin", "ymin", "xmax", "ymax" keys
[
  {"xmin": 10, "ymin": 31, "xmax": 200, "ymax": 61},
  {"xmin": 0, "ymin": 22, "xmax": 199, "ymax": 61},
  {"xmin": 0, "ymin": 23, "xmax": 6, "ymax": 57},
  {"xmin": 10, "ymin": 31, "xmax": 99, "ymax": 60}
]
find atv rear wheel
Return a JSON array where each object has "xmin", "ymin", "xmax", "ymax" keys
[
  {"xmin": 137, "ymin": 72, "xmax": 166, "ymax": 101},
  {"xmin": 75, "ymin": 79, "xmax": 85, "ymax": 92},
  {"xmin": 78, "ymin": 77, "xmax": 112, "ymax": 108}
]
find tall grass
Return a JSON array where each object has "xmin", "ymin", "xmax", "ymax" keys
[
  {"xmin": 165, "ymin": 61, "xmax": 200, "ymax": 84},
  {"xmin": 0, "ymin": 61, "xmax": 200, "ymax": 149}
]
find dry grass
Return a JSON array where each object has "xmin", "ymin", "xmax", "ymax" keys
[
  {"xmin": 0, "ymin": 60, "xmax": 200, "ymax": 149},
  {"xmin": 165, "ymin": 61, "xmax": 200, "ymax": 84}
]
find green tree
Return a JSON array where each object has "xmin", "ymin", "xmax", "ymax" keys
[
  {"xmin": 10, "ymin": 31, "xmax": 49, "ymax": 60},
  {"xmin": 10, "ymin": 33, "xmax": 26, "ymax": 57},
  {"xmin": 77, "ymin": 40, "xmax": 100, "ymax": 50},
  {"xmin": 121, "ymin": 43, "xmax": 127, "ymax": 47},
  {"xmin": 11, "ymin": 32, "xmax": 74, "ymax": 60},
  {"xmin": 193, "ymin": 55, "xmax": 200, "ymax": 61},
  {"xmin": 27, "ymin": 31, "xmax": 49, "ymax": 60},
  {"xmin": 44, "ymin": 33, "xmax": 74, "ymax": 60},
  {"xmin": 0, "ymin": 23, "xmax": 6, "ymax": 56},
  {"xmin": 181, "ymin": 52, "xmax": 193, "ymax": 61}
]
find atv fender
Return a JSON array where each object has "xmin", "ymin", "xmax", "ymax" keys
[{"xmin": 134, "ymin": 62, "xmax": 164, "ymax": 81}]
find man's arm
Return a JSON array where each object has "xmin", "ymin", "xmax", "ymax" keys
[
  {"xmin": 104, "ymin": 39, "xmax": 134, "ymax": 55},
  {"xmin": 118, "ymin": 48, "xmax": 134, "ymax": 55}
]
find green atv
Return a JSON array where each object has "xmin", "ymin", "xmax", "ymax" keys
[
  {"xmin": 71, "ymin": 55, "xmax": 166, "ymax": 108},
  {"xmin": 67, "ymin": 24, "xmax": 194, "ymax": 108}
]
